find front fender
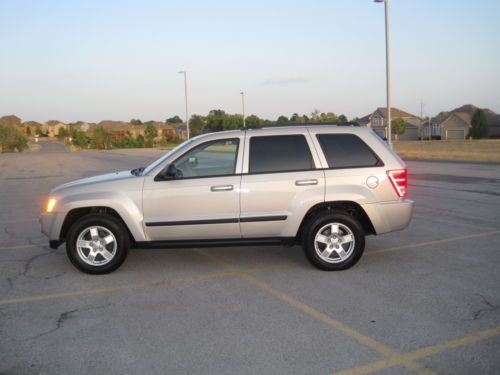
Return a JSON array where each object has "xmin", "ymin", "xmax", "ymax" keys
[{"xmin": 57, "ymin": 191, "xmax": 146, "ymax": 242}]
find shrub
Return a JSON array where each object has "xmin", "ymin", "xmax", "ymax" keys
[{"xmin": 0, "ymin": 125, "xmax": 29, "ymax": 152}]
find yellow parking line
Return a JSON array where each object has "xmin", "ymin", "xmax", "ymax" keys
[
  {"xmin": 197, "ymin": 250, "xmax": 435, "ymax": 375},
  {"xmin": 366, "ymin": 229, "xmax": 500, "ymax": 256},
  {"xmin": 0, "ymin": 263, "xmax": 293, "ymax": 306},
  {"xmin": 0, "ymin": 244, "xmax": 37, "ymax": 251},
  {"xmin": 0, "ymin": 271, "xmax": 234, "ymax": 306},
  {"xmin": 333, "ymin": 326, "xmax": 500, "ymax": 375}
]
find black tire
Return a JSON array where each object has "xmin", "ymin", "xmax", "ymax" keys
[
  {"xmin": 66, "ymin": 214, "xmax": 130, "ymax": 274},
  {"xmin": 303, "ymin": 212, "xmax": 365, "ymax": 271}
]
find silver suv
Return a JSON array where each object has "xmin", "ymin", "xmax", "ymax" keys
[{"xmin": 40, "ymin": 125, "xmax": 413, "ymax": 274}]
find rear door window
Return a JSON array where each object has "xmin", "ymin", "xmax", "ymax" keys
[
  {"xmin": 249, "ymin": 135, "xmax": 314, "ymax": 173},
  {"xmin": 317, "ymin": 134, "xmax": 382, "ymax": 168}
]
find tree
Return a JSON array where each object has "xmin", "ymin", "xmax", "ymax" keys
[
  {"xmin": 189, "ymin": 114, "xmax": 207, "ymax": 136},
  {"xmin": 74, "ymin": 130, "xmax": 87, "ymax": 148},
  {"xmin": 130, "ymin": 119, "xmax": 142, "ymax": 125},
  {"xmin": 245, "ymin": 115, "xmax": 262, "ymax": 127},
  {"xmin": 320, "ymin": 112, "xmax": 338, "ymax": 123},
  {"xmin": 26, "ymin": 126, "xmax": 31, "ymax": 136},
  {"xmin": 166, "ymin": 115, "xmax": 183, "ymax": 124},
  {"xmin": 144, "ymin": 123, "xmax": 158, "ymax": 143},
  {"xmin": 470, "ymin": 109, "xmax": 489, "ymax": 139},
  {"xmin": 0, "ymin": 125, "xmax": 29, "ymax": 152},
  {"xmin": 90, "ymin": 126, "xmax": 113, "ymax": 149},
  {"xmin": 136, "ymin": 134, "xmax": 145, "ymax": 147},
  {"xmin": 57, "ymin": 127, "xmax": 69, "ymax": 139},
  {"xmin": 289, "ymin": 113, "xmax": 309, "ymax": 124},
  {"xmin": 391, "ymin": 117, "xmax": 406, "ymax": 140},
  {"xmin": 276, "ymin": 115, "xmax": 289, "ymax": 124},
  {"xmin": 338, "ymin": 114, "xmax": 348, "ymax": 123},
  {"xmin": 206, "ymin": 109, "xmax": 226, "ymax": 132},
  {"xmin": 310, "ymin": 109, "xmax": 321, "ymax": 122}
]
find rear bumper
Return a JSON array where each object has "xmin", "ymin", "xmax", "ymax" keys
[{"xmin": 362, "ymin": 199, "xmax": 414, "ymax": 235}]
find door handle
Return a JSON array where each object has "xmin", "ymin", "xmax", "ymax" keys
[
  {"xmin": 295, "ymin": 179, "xmax": 318, "ymax": 186},
  {"xmin": 211, "ymin": 185, "xmax": 234, "ymax": 192}
]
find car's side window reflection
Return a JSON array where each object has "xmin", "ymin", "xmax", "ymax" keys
[{"xmin": 173, "ymin": 138, "xmax": 239, "ymax": 178}]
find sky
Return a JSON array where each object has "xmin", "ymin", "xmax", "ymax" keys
[{"xmin": 1, "ymin": 0, "xmax": 499, "ymax": 123}]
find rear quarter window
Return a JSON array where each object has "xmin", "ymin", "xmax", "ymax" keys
[
  {"xmin": 249, "ymin": 134, "xmax": 314, "ymax": 173},
  {"xmin": 317, "ymin": 134, "xmax": 382, "ymax": 168}
]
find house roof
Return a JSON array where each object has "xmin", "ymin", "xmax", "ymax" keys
[
  {"xmin": 375, "ymin": 107, "xmax": 417, "ymax": 119},
  {"xmin": 432, "ymin": 104, "xmax": 500, "ymax": 127},
  {"xmin": 357, "ymin": 107, "xmax": 418, "ymax": 125},
  {"xmin": 23, "ymin": 121, "xmax": 43, "ymax": 127},
  {"xmin": 46, "ymin": 120, "xmax": 66, "ymax": 126},
  {"xmin": 0, "ymin": 115, "xmax": 22, "ymax": 127},
  {"xmin": 97, "ymin": 120, "xmax": 131, "ymax": 131}
]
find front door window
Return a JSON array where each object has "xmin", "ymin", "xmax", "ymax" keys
[{"xmin": 173, "ymin": 138, "xmax": 239, "ymax": 178}]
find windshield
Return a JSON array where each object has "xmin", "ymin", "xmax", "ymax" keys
[{"xmin": 142, "ymin": 139, "xmax": 195, "ymax": 175}]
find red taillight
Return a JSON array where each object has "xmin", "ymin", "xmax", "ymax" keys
[{"xmin": 387, "ymin": 169, "xmax": 407, "ymax": 197}]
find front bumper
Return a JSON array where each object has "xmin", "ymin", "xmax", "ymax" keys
[{"xmin": 39, "ymin": 212, "xmax": 65, "ymax": 242}]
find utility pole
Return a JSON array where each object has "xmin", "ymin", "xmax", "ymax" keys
[
  {"xmin": 178, "ymin": 70, "xmax": 190, "ymax": 139},
  {"xmin": 240, "ymin": 92, "xmax": 246, "ymax": 128},
  {"xmin": 375, "ymin": 0, "xmax": 392, "ymax": 148}
]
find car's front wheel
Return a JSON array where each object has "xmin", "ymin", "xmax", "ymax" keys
[
  {"xmin": 303, "ymin": 212, "xmax": 365, "ymax": 270},
  {"xmin": 66, "ymin": 214, "xmax": 129, "ymax": 274}
]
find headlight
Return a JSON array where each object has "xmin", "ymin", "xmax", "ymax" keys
[{"xmin": 46, "ymin": 198, "xmax": 57, "ymax": 213}]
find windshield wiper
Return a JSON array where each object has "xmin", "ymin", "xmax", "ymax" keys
[{"xmin": 130, "ymin": 167, "xmax": 145, "ymax": 176}]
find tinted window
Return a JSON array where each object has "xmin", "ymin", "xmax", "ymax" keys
[
  {"xmin": 173, "ymin": 138, "xmax": 239, "ymax": 178},
  {"xmin": 317, "ymin": 134, "xmax": 381, "ymax": 168},
  {"xmin": 249, "ymin": 135, "xmax": 314, "ymax": 173}
]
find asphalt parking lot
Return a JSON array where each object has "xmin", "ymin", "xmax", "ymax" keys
[{"xmin": 1, "ymin": 141, "xmax": 499, "ymax": 375}]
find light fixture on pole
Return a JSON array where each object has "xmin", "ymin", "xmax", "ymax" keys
[
  {"xmin": 240, "ymin": 92, "xmax": 246, "ymax": 128},
  {"xmin": 375, "ymin": 0, "xmax": 392, "ymax": 147},
  {"xmin": 178, "ymin": 70, "xmax": 190, "ymax": 139}
]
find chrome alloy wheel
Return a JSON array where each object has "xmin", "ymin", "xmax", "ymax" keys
[
  {"xmin": 76, "ymin": 226, "xmax": 117, "ymax": 266},
  {"xmin": 314, "ymin": 222, "xmax": 355, "ymax": 263}
]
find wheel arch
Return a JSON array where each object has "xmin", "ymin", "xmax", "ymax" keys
[
  {"xmin": 296, "ymin": 201, "xmax": 376, "ymax": 241},
  {"xmin": 60, "ymin": 207, "xmax": 136, "ymax": 245}
]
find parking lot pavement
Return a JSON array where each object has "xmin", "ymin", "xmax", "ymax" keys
[{"xmin": 1, "ymin": 145, "xmax": 499, "ymax": 375}]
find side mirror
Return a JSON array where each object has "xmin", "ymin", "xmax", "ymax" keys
[{"xmin": 155, "ymin": 164, "xmax": 178, "ymax": 181}]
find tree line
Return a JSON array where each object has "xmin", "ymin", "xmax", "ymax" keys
[{"xmin": 189, "ymin": 109, "xmax": 349, "ymax": 137}]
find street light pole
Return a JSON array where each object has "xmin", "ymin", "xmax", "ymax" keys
[
  {"xmin": 375, "ymin": 0, "xmax": 391, "ymax": 148},
  {"xmin": 240, "ymin": 92, "xmax": 246, "ymax": 128},
  {"xmin": 178, "ymin": 70, "xmax": 190, "ymax": 139}
]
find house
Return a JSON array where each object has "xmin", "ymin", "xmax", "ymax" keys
[
  {"xmin": 42, "ymin": 120, "xmax": 69, "ymax": 138},
  {"xmin": 22, "ymin": 121, "xmax": 43, "ymax": 135},
  {"xmin": 155, "ymin": 123, "xmax": 176, "ymax": 140},
  {"xmin": 0, "ymin": 115, "xmax": 23, "ymax": 132},
  {"xmin": 71, "ymin": 121, "xmax": 94, "ymax": 134},
  {"xmin": 429, "ymin": 104, "xmax": 500, "ymax": 139},
  {"xmin": 357, "ymin": 107, "xmax": 422, "ymax": 140},
  {"xmin": 97, "ymin": 121, "xmax": 131, "ymax": 141},
  {"xmin": 171, "ymin": 123, "xmax": 188, "ymax": 140}
]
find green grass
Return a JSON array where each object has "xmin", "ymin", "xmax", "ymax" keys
[{"xmin": 394, "ymin": 140, "xmax": 500, "ymax": 163}]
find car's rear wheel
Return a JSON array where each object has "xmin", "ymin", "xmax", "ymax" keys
[
  {"xmin": 66, "ymin": 214, "xmax": 129, "ymax": 274},
  {"xmin": 303, "ymin": 212, "xmax": 365, "ymax": 270}
]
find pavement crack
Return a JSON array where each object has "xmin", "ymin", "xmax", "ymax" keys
[
  {"xmin": 472, "ymin": 294, "xmax": 498, "ymax": 320},
  {"xmin": 3, "ymin": 226, "xmax": 25, "ymax": 241},
  {"xmin": 30, "ymin": 303, "xmax": 112, "ymax": 339}
]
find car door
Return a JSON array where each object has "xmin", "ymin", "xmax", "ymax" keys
[
  {"xmin": 239, "ymin": 130, "xmax": 325, "ymax": 239},
  {"xmin": 142, "ymin": 136, "xmax": 243, "ymax": 241}
]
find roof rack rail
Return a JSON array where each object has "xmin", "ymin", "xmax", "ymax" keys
[{"xmin": 243, "ymin": 122, "xmax": 360, "ymax": 130}]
